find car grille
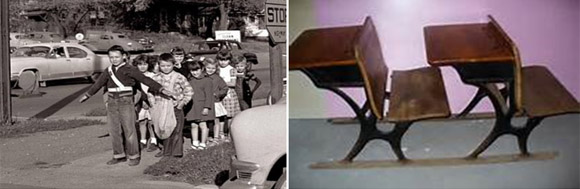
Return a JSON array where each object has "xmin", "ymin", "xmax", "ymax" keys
[{"xmin": 238, "ymin": 171, "xmax": 252, "ymax": 180}]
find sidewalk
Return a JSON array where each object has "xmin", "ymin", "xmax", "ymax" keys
[{"xmin": 0, "ymin": 121, "xmax": 196, "ymax": 189}]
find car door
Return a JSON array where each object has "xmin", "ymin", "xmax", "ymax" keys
[
  {"xmin": 66, "ymin": 46, "xmax": 93, "ymax": 77},
  {"xmin": 47, "ymin": 46, "xmax": 73, "ymax": 79}
]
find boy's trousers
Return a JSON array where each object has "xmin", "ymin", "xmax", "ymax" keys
[{"xmin": 106, "ymin": 95, "xmax": 140, "ymax": 160}]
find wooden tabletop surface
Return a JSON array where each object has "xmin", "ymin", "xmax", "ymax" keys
[
  {"xmin": 424, "ymin": 23, "xmax": 515, "ymax": 66},
  {"xmin": 289, "ymin": 25, "xmax": 361, "ymax": 69}
]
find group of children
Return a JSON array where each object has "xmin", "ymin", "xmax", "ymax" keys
[{"xmin": 132, "ymin": 47, "xmax": 261, "ymax": 158}]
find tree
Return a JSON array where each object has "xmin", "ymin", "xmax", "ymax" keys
[
  {"xmin": 17, "ymin": 0, "xmax": 121, "ymax": 38},
  {"xmin": 127, "ymin": 0, "xmax": 264, "ymax": 34}
]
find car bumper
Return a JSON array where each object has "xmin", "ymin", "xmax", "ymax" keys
[
  {"xmin": 11, "ymin": 74, "xmax": 19, "ymax": 82},
  {"xmin": 221, "ymin": 156, "xmax": 265, "ymax": 189},
  {"xmin": 221, "ymin": 181, "xmax": 259, "ymax": 189}
]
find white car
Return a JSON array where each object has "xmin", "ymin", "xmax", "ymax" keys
[
  {"xmin": 10, "ymin": 43, "xmax": 105, "ymax": 86},
  {"xmin": 221, "ymin": 98, "xmax": 287, "ymax": 189}
]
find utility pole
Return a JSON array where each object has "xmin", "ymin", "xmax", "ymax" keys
[
  {"xmin": 1, "ymin": 0, "xmax": 12, "ymax": 124},
  {"xmin": 266, "ymin": 0, "xmax": 286, "ymax": 104}
]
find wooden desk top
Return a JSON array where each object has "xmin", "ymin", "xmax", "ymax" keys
[
  {"xmin": 289, "ymin": 17, "xmax": 388, "ymax": 120},
  {"xmin": 423, "ymin": 15, "xmax": 523, "ymax": 112},
  {"xmin": 289, "ymin": 25, "xmax": 361, "ymax": 69},
  {"xmin": 424, "ymin": 23, "xmax": 515, "ymax": 66}
]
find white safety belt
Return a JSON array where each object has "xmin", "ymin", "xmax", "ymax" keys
[{"xmin": 107, "ymin": 63, "xmax": 133, "ymax": 92}]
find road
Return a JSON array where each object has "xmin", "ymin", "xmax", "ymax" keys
[{"xmin": 10, "ymin": 51, "xmax": 285, "ymax": 120}]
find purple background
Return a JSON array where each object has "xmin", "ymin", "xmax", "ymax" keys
[{"xmin": 301, "ymin": 0, "xmax": 579, "ymax": 117}]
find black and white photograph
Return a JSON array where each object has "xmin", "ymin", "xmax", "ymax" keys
[{"xmin": 0, "ymin": 0, "xmax": 287, "ymax": 188}]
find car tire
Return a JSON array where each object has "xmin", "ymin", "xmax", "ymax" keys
[
  {"xmin": 273, "ymin": 168, "xmax": 287, "ymax": 189},
  {"xmin": 18, "ymin": 70, "xmax": 40, "ymax": 89}
]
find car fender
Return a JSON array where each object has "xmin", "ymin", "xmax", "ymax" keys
[
  {"xmin": 11, "ymin": 59, "xmax": 48, "ymax": 81},
  {"xmin": 230, "ymin": 102, "xmax": 287, "ymax": 185}
]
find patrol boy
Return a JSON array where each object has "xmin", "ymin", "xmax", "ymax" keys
[{"xmin": 79, "ymin": 46, "xmax": 173, "ymax": 166}]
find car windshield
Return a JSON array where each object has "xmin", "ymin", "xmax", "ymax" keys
[
  {"xmin": 11, "ymin": 46, "xmax": 51, "ymax": 57},
  {"xmin": 117, "ymin": 35, "xmax": 126, "ymax": 38}
]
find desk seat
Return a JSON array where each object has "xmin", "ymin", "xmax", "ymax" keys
[
  {"xmin": 522, "ymin": 66, "xmax": 580, "ymax": 118},
  {"xmin": 387, "ymin": 67, "xmax": 451, "ymax": 122}
]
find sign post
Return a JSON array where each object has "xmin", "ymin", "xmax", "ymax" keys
[
  {"xmin": 1, "ymin": 0, "xmax": 12, "ymax": 124},
  {"xmin": 266, "ymin": 0, "xmax": 286, "ymax": 104}
]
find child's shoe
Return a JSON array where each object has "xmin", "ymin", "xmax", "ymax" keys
[
  {"xmin": 140, "ymin": 139, "xmax": 147, "ymax": 149},
  {"xmin": 199, "ymin": 143, "xmax": 207, "ymax": 150},
  {"xmin": 150, "ymin": 138, "xmax": 157, "ymax": 145},
  {"xmin": 191, "ymin": 140, "xmax": 200, "ymax": 150}
]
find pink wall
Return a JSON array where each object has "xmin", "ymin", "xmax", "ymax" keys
[{"xmin": 309, "ymin": 0, "xmax": 579, "ymax": 117}]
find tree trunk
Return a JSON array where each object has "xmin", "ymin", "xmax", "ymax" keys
[
  {"xmin": 48, "ymin": 13, "xmax": 68, "ymax": 38},
  {"xmin": 191, "ymin": 6, "xmax": 199, "ymax": 36},
  {"xmin": 159, "ymin": 7, "xmax": 168, "ymax": 33},
  {"xmin": 205, "ymin": 15, "xmax": 214, "ymax": 38},
  {"xmin": 218, "ymin": 3, "xmax": 227, "ymax": 30}
]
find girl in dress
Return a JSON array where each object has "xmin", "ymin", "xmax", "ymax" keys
[
  {"xmin": 184, "ymin": 59, "xmax": 214, "ymax": 150},
  {"xmin": 203, "ymin": 57, "xmax": 228, "ymax": 144},
  {"xmin": 132, "ymin": 55, "xmax": 159, "ymax": 152},
  {"xmin": 216, "ymin": 49, "xmax": 240, "ymax": 141}
]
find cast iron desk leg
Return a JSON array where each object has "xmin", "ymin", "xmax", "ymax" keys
[
  {"xmin": 465, "ymin": 83, "xmax": 543, "ymax": 158},
  {"xmin": 321, "ymin": 87, "xmax": 411, "ymax": 163},
  {"xmin": 456, "ymin": 87, "xmax": 509, "ymax": 118}
]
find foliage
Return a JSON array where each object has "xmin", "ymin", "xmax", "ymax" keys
[
  {"xmin": 83, "ymin": 107, "xmax": 108, "ymax": 117},
  {"xmin": 0, "ymin": 118, "xmax": 105, "ymax": 138},
  {"xmin": 9, "ymin": 0, "xmax": 266, "ymax": 37},
  {"xmin": 144, "ymin": 142, "xmax": 235, "ymax": 186}
]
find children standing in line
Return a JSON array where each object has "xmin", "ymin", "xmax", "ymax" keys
[
  {"xmin": 132, "ymin": 55, "xmax": 159, "ymax": 152},
  {"xmin": 203, "ymin": 57, "xmax": 229, "ymax": 144},
  {"xmin": 184, "ymin": 59, "xmax": 215, "ymax": 150},
  {"xmin": 216, "ymin": 49, "xmax": 240, "ymax": 141},
  {"xmin": 233, "ymin": 55, "xmax": 261, "ymax": 110},
  {"xmin": 150, "ymin": 53, "xmax": 193, "ymax": 158}
]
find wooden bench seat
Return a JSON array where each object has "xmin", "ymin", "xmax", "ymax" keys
[
  {"xmin": 387, "ymin": 67, "xmax": 451, "ymax": 122},
  {"xmin": 522, "ymin": 65, "xmax": 580, "ymax": 118}
]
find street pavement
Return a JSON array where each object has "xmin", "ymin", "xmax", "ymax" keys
[{"xmin": 0, "ymin": 122, "xmax": 199, "ymax": 189}]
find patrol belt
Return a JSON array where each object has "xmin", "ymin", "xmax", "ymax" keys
[
  {"xmin": 107, "ymin": 91, "xmax": 133, "ymax": 98},
  {"xmin": 107, "ymin": 63, "xmax": 133, "ymax": 93}
]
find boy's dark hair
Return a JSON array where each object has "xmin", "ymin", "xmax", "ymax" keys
[
  {"xmin": 159, "ymin": 53, "xmax": 176, "ymax": 64},
  {"xmin": 185, "ymin": 59, "xmax": 204, "ymax": 71},
  {"xmin": 244, "ymin": 52, "xmax": 258, "ymax": 65},
  {"xmin": 216, "ymin": 48, "xmax": 232, "ymax": 60},
  {"xmin": 132, "ymin": 55, "xmax": 155, "ymax": 72},
  {"xmin": 231, "ymin": 54, "xmax": 247, "ymax": 65},
  {"xmin": 147, "ymin": 55, "xmax": 159, "ymax": 65},
  {"xmin": 108, "ymin": 45, "xmax": 130, "ymax": 62},
  {"xmin": 170, "ymin": 46, "xmax": 185, "ymax": 55}
]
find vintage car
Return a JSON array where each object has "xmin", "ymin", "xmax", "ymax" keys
[
  {"xmin": 9, "ymin": 32, "xmax": 40, "ymax": 50},
  {"xmin": 189, "ymin": 40, "xmax": 258, "ymax": 65},
  {"xmin": 26, "ymin": 32, "xmax": 64, "ymax": 43},
  {"xmin": 221, "ymin": 98, "xmax": 287, "ymax": 189},
  {"xmin": 10, "ymin": 43, "xmax": 107, "ymax": 87},
  {"xmin": 137, "ymin": 37, "xmax": 155, "ymax": 49},
  {"xmin": 80, "ymin": 30, "xmax": 154, "ymax": 53}
]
